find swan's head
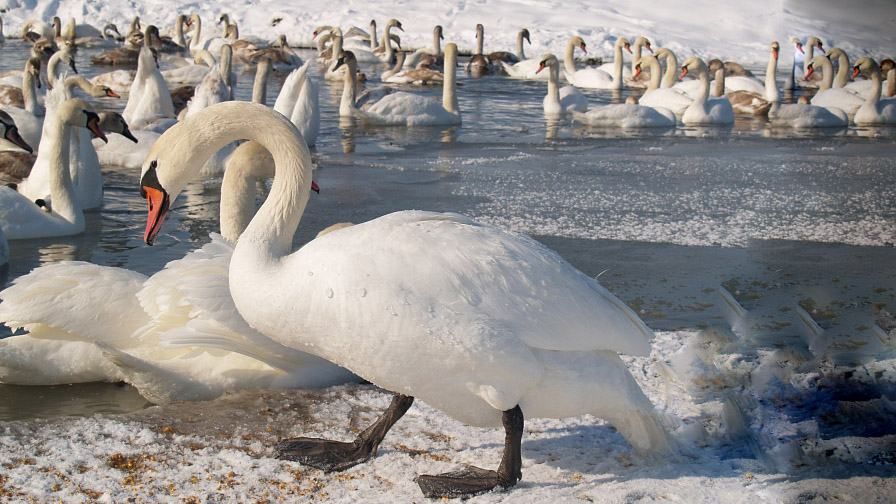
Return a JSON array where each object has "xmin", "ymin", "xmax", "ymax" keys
[
  {"xmin": 52, "ymin": 16, "xmax": 61, "ymax": 30},
  {"xmin": 616, "ymin": 37, "xmax": 632, "ymax": 54},
  {"xmin": 633, "ymin": 55, "xmax": 658, "ymax": 79},
  {"xmin": 570, "ymin": 35, "xmax": 586, "ymax": 54},
  {"xmin": 333, "ymin": 50, "xmax": 359, "ymax": 73},
  {"xmin": 475, "ymin": 23, "xmax": 484, "ymax": 36},
  {"xmin": 103, "ymin": 23, "xmax": 122, "ymax": 40},
  {"xmin": 99, "ymin": 112, "xmax": 138, "ymax": 143},
  {"xmin": 804, "ymin": 55, "xmax": 829, "ymax": 79},
  {"xmin": 26, "ymin": 57, "xmax": 41, "ymax": 86},
  {"xmin": 788, "ymin": 36, "xmax": 804, "ymax": 54},
  {"xmin": 679, "ymin": 56, "xmax": 705, "ymax": 80},
  {"xmin": 435, "ymin": 25, "xmax": 444, "ymax": 39},
  {"xmin": 771, "ymin": 41, "xmax": 780, "ymax": 60},
  {"xmin": 882, "ymin": 59, "xmax": 895, "ymax": 73},
  {"xmin": 388, "ymin": 19, "xmax": 404, "ymax": 32},
  {"xmin": 808, "ymin": 36, "xmax": 825, "ymax": 53},
  {"xmin": 61, "ymin": 98, "xmax": 107, "ymax": 143},
  {"xmin": 521, "ymin": 28, "xmax": 531, "ymax": 45},
  {"xmin": 0, "ymin": 110, "xmax": 33, "ymax": 154},
  {"xmin": 218, "ymin": 13, "xmax": 230, "ymax": 25},
  {"xmin": 535, "ymin": 53, "xmax": 558, "ymax": 74},
  {"xmin": 635, "ymin": 36, "xmax": 652, "ymax": 53},
  {"xmin": 186, "ymin": 14, "xmax": 200, "ymax": 28},
  {"xmin": 145, "ymin": 25, "xmax": 162, "ymax": 50},
  {"xmin": 852, "ymin": 57, "xmax": 876, "ymax": 80},
  {"xmin": 707, "ymin": 59, "xmax": 723, "ymax": 74}
]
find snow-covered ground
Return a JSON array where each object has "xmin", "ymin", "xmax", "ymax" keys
[
  {"xmin": 2, "ymin": 0, "xmax": 893, "ymax": 66},
  {"xmin": 1, "ymin": 330, "xmax": 894, "ymax": 502}
]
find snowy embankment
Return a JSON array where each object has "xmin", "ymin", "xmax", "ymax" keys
[
  {"xmin": 1, "ymin": 330, "xmax": 894, "ymax": 502},
  {"xmin": 1, "ymin": 0, "xmax": 893, "ymax": 66}
]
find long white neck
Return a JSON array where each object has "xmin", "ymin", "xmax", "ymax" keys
[
  {"xmin": 189, "ymin": 17, "xmax": 202, "ymax": 51},
  {"xmin": 816, "ymin": 57, "xmax": 833, "ymax": 90},
  {"xmin": 866, "ymin": 66, "xmax": 882, "ymax": 105},
  {"xmin": 369, "ymin": 22, "xmax": 378, "ymax": 50},
  {"xmin": 661, "ymin": 51, "xmax": 678, "ymax": 88},
  {"xmin": 695, "ymin": 66, "xmax": 710, "ymax": 104},
  {"xmin": 22, "ymin": 68, "xmax": 42, "ymax": 115},
  {"xmin": 331, "ymin": 31, "xmax": 343, "ymax": 64},
  {"xmin": 384, "ymin": 25, "xmax": 394, "ymax": 59},
  {"xmin": 443, "ymin": 51, "xmax": 458, "ymax": 113},
  {"xmin": 805, "ymin": 43, "xmax": 814, "ymax": 73},
  {"xmin": 545, "ymin": 61, "xmax": 561, "ymax": 112},
  {"xmin": 765, "ymin": 52, "xmax": 779, "ymax": 102},
  {"xmin": 833, "ymin": 52, "xmax": 849, "ymax": 88},
  {"xmin": 516, "ymin": 32, "xmax": 525, "ymax": 60},
  {"xmin": 47, "ymin": 50, "xmax": 68, "ymax": 88},
  {"xmin": 632, "ymin": 42, "xmax": 643, "ymax": 75},
  {"xmin": 340, "ymin": 63, "xmax": 357, "ymax": 116},
  {"xmin": 644, "ymin": 58, "xmax": 661, "ymax": 91},
  {"xmin": 47, "ymin": 113, "xmax": 82, "ymax": 225},
  {"xmin": 888, "ymin": 68, "xmax": 895, "ymax": 98},
  {"xmin": 252, "ymin": 61, "xmax": 271, "ymax": 104},
  {"xmin": 220, "ymin": 142, "xmax": 275, "ymax": 242},
  {"xmin": 475, "ymin": 28, "xmax": 483, "ymax": 56},
  {"xmin": 220, "ymin": 46, "xmax": 233, "ymax": 88},
  {"xmin": 63, "ymin": 76, "xmax": 98, "ymax": 98},
  {"xmin": 564, "ymin": 40, "xmax": 577, "ymax": 75},
  {"xmin": 612, "ymin": 42, "xmax": 624, "ymax": 87},
  {"xmin": 432, "ymin": 30, "xmax": 441, "ymax": 55}
]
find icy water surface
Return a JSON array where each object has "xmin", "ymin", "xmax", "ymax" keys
[{"xmin": 0, "ymin": 42, "xmax": 894, "ymax": 420}]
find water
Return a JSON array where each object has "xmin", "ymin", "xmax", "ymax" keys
[{"xmin": 0, "ymin": 42, "xmax": 894, "ymax": 420}]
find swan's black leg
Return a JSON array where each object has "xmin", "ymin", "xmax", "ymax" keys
[
  {"xmin": 416, "ymin": 405, "xmax": 524, "ymax": 498},
  {"xmin": 277, "ymin": 394, "xmax": 414, "ymax": 472}
]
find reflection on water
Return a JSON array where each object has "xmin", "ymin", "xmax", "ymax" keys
[{"xmin": 0, "ymin": 382, "xmax": 150, "ymax": 420}]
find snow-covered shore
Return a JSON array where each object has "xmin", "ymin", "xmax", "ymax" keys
[
  {"xmin": 1, "ymin": 330, "xmax": 894, "ymax": 502},
  {"xmin": 2, "ymin": 0, "xmax": 893, "ymax": 67}
]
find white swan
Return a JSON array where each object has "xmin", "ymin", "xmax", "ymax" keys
[
  {"xmin": 572, "ymin": 96, "xmax": 676, "ymax": 128},
  {"xmin": 141, "ymin": 101, "xmax": 671, "ymax": 498},
  {"xmin": 383, "ymin": 52, "xmax": 444, "ymax": 85},
  {"xmin": 852, "ymin": 57, "xmax": 896, "ymax": 126},
  {"xmin": 336, "ymin": 47, "xmax": 461, "ymax": 126},
  {"xmin": 502, "ymin": 35, "xmax": 584, "ymax": 81},
  {"xmin": 565, "ymin": 37, "xmax": 630, "ymax": 90},
  {"xmin": 183, "ymin": 45, "xmax": 236, "ymax": 176},
  {"xmin": 376, "ymin": 19, "xmax": 403, "ymax": 65},
  {"xmin": 845, "ymin": 59, "xmax": 894, "ymax": 99},
  {"xmin": 622, "ymin": 36, "xmax": 652, "ymax": 87},
  {"xmin": 273, "ymin": 61, "xmax": 320, "ymax": 147},
  {"xmin": 185, "ymin": 13, "xmax": 227, "ymax": 57},
  {"xmin": 679, "ymin": 57, "xmax": 734, "ymax": 126},
  {"xmin": 405, "ymin": 25, "xmax": 443, "ymax": 69},
  {"xmin": 0, "ymin": 110, "xmax": 36, "ymax": 184},
  {"xmin": 123, "ymin": 30, "xmax": 176, "ymax": 130},
  {"xmin": 808, "ymin": 55, "xmax": 864, "ymax": 116},
  {"xmin": 322, "ymin": 28, "xmax": 347, "ymax": 82},
  {"xmin": 0, "ymin": 149, "xmax": 350, "ymax": 401},
  {"xmin": 769, "ymin": 97, "xmax": 848, "ymax": 128},
  {"xmin": 0, "ymin": 98, "xmax": 106, "ymax": 239},
  {"xmin": 636, "ymin": 54, "xmax": 694, "ymax": 115},
  {"xmin": 536, "ymin": 54, "xmax": 586, "ymax": 115},
  {"xmin": 0, "ymin": 58, "xmax": 44, "ymax": 150},
  {"xmin": 726, "ymin": 41, "xmax": 779, "ymax": 116}
]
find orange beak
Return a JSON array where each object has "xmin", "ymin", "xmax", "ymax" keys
[
  {"xmin": 579, "ymin": 42, "xmax": 587, "ymax": 54},
  {"xmin": 105, "ymin": 89, "xmax": 120, "ymax": 98},
  {"xmin": 633, "ymin": 66, "xmax": 642, "ymax": 79},
  {"xmin": 679, "ymin": 67, "xmax": 688, "ymax": 80},
  {"xmin": 773, "ymin": 49, "xmax": 779, "ymax": 60},
  {"xmin": 311, "ymin": 180, "xmax": 320, "ymax": 193},
  {"xmin": 805, "ymin": 65, "xmax": 815, "ymax": 79},
  {"xmin": 143, "ymin": 186, "xmax": 170, "ymax": 245},
  {"xmin": 624, "ymin": 44, "xmax": 632, "ymax": 54},
  {"xmin": 535, "ymin": 62, "xmax": 545, "ymax": 74},
  {"xmin": 852, "ymin": 66, "xmax": 860, "ymax": 79},
  {"xmin": 87, "ymin": 115, "xmax": 108, "ymax": 143}
]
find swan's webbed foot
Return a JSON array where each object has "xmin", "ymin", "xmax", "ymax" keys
[
  {"xmin": 416, "ymin": 405, "xmax": 524, "ymax": 498},
  {"xmin": 276, "ymin": 394, "xmax": 414, "ymax": 472}
]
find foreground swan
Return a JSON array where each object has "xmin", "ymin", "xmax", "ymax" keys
[
  {"xmin": 0, "ymin": 99, "xmax": 106, "ymax": 240},
  {"xmin": 336, "ymin": 46, "xmax": 461, "ymax": 126},
  {"xmin": 679, "ymin": 57, "xmax": 734, "ymax": 126},
  {"xmin": 141, "ymin": 101, "xmax": 671, "ymax": 498}
]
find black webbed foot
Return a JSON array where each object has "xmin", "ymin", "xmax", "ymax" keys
[
  {"xmin": 276, "ymin": 437, "xmax": 374, "ymax": 472},
  {"xmin": 416, "ymin": 465, "xmax": 507, "ymax": 498}
]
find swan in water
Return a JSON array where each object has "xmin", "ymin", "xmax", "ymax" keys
[
  {"xmin": 622, "ymin": 35, "xmax": 652, "ymax": 87},
  {"xmin": 572, "ymin": 95, "xmax": 676, "ymax": 129},
  {"xmin": 141, "ymin": 101, "xmax": 671, "ymax": 498},
  {"xmin": 0, "ymin": 145, "xmax": 348, "ymax": 401},
  {"xmin": 335, "ymin": 46, "xmax": 461, "ymax": 126},
  {"xmin": 0, "ymin": 98, "xmax": 107, "ymax": 240},
  {"xmin": 852, "ymin": 57, "xmax": 896, "ymax": 126},
  {"xmin": 705, "ymin": 59, "xmax": 764, "ymax": 95},
  {"xmin": 0, "ymin": 58, "xmax": 44, "ymax": 150},
  {"xmin": 466, "ymin": 24, "xmax": 494, "ymax": 77},
  {"xmin": 679, "ymin": 57, "xmax": 734, "ymax": 126},
  {"xmin": 726, "ymin": 42, "xmax": 778, "ymax": 116},
  {"xmin": 636, "ymin": 54, "xmax": 694, "ymax": 116},
  {"xmin": 565, "ymin": 36, "xmax": 631, "ymax": 90},
  {"xmin": 807, "ymin": 55, "xmax": 864, "ymax": 116},
  {"xmin": 383, "ymin": 52, "xmax": 444, "ymax": 85},
  {"xmin": 535, "ymin": 54, "xmax": 586, "ymax": 115},
  {"xmin": 123, "ymin": 27, "xmax": 177, "ymax": 130},
  {"xmin": 404, "ymin": 25, "xmax": 444, "ymax": 69},
  {"xmin": 845, "ymin": 58, "xmax": 894, "ymax": 99},
  {"xmin": 488, "ymin": 28, "xmax": 531, "ymax": 68},
  {"xmin": 182, "ymin": 45, "xmax": 236, "ymax": 175},
  {"xmin": 502, "ymin": 35, "xmax": 585, "ymax": 81},
  {"xmin": 248, "ymin": 35, "xmax": 303, "ymax": 71},
  {"xmin": 273, "ymin": 61, "xmax": 320, "ymax": 147},
  {"xmin": 0, "ymin": 110, "xmax": 36, "ymax": 184}
]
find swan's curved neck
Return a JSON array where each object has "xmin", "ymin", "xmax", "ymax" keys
[
  {"xmin": 220, "ymin": 48, "xmax": 233, "ymax": 87},
  {"xmin": 47, "ymin": 113, "xmax": 82, "ymax": 224},
  {"xmin": 175, "ymin": 17, "xmax": 187, "ymax": 47},
  {"xmin": 644, "ymin": 58, "xmax": 661, "ymax": 91},
  {"xmin": 805, "ymin": 44, "xmax": 813, "ymax": 73},
  {"xmin": 816, "ymin": 57, "xmax": 833, "ymax": 90},
  {"xmin": 220, "ymin": 142, "xmax": 275, "ymax": 241},
  {"xmin": 331, "ymin": 32, "xmax": 343, "ymax": 63},
  {"xmin": 443, "ymin": 51, "xmax": 458, "ymax": 113},
  {"xmin": 887, "ymin": 68, "xmax": 895, "ymax": 98},
  {"xmin": 47, "ymin": 50, "xmax": 68, "ymax": 88},
  {"xmin": 564, "ymin": 40, "xmax": 577, "ymax": 75},
  {"xmin": 432, "ymin": 30, "xmax": 441, "ymax": 55},
  {"xmin": 22, "ymin": 68, "xmax": 41, "ymax": 115},
  {"xmin": 765, "ymin": 52, "xmax": 779, "ymax": 102},
  {"xmin": 866, "ymin": 66, "xmax": 882, "ymax": 104},
  {"xmin": 546, "ymin": 61, "xmax": 560, "ymax": 110},
  {"xmin": 694, "ymin": 66, "xmax": 710, "ymax": 104},
  {"xmin": 516, "ymin": 31, "xmax": 525, "ymax": 60},
  {"xmin": 252, "ymin": 61, "xmax": 271, "ymax": 104},
  {"xmin": 384, "ymin": 25, "xmax": 394, "ymax": 59},
  {"xmin": 711, "ymin": 68, "xmax": 724, "ymax": 97},
  {"xmin": 660, "ymin": 51, "xmax": 678, "ymax": 88},
  {"xmin": 340, "ymin": 62, "xmax": 358, "ymax": 116},
  {"xmin": 632, "ymin": 41, "xmax": 643, "ymax": 74},
  {"xmin": 833, "ymin": 52, "xmax": 849, "ymax": 88},
  {"xmin": 613, "ymin": 43, "xmax": 624, "ymax": 86},
  {"xmin": 189, "ymin": 17, "xmax": 202, "ymax": 51},
  {"xmin": 63, "ymin": 76, "xmax": 97, "ymax": 98},
  {"xmin": 369, "ymin": 21, "xmax": 378, "ymax": 50}
]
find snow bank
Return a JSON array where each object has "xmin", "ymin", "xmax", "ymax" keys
[{"xmin": 3, "ymin": 0, "xmax": 893, "ymax": 67}]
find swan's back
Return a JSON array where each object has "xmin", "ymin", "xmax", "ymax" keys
[
  {"xmin": 574, "ymin": 104, "xmax": 675, "ymax": 128},
  {"xmin": 363, "ymin": 92, "xmax": 458, "ymax": 126},
  {"xmin": 772, "ymin": 103, "xmax": 848, "ymax": 128},
  {"xmin": 280, "ymin": 210, "xmax": 653, "ymax": 357}
]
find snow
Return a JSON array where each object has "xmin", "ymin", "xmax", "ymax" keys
[
  {"xmin": 3, "ymin": 0, "xmax": 893, "ymax": 68},
  {"xmin": 0, "ymin": 329, "xmax": 893, "ymax": 502}
]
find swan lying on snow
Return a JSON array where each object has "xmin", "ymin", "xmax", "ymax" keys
[{"xmin": 141, "ymin": 101, "xmax": 673, "ymax": 498}]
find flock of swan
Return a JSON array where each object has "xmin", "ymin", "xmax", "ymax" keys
[{"xmin": 0, "ymin": 13, "xmax": 892, "ymax": 498}]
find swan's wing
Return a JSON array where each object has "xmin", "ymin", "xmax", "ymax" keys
[
  {"xmin": 355, "ymin": 86, "xmax": 396, "ymax": 110},
  {"xmin": 292, "ymin": 70, "xmax": 319, "ymax": 147},
  {"xmin": 291, "ymin": 211, "xmax": 653, "ymax": 356},
  {"xmin": 273, "ymin": 62, "xmax": 308, "ymax": 117},
  {"xmin": 343, "ymin": 26, "xmax": 370, "ymax": 40},
  {"xmin": 0, "ymin": 336, "xmax": 121, "ymax": 385},
  {"xmin": 0, "ymin": 261, "xmax": 149, "ymax": 345}
]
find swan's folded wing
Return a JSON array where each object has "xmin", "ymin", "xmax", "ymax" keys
[
  {"xmin": 294, "ymin": 211, "xmax": 653, "ymax": 356},
  {"xmin": 0, "ymin": 261, "xmax": 148, "ymax": 344},
  {"xmin": 273, "ymin": 63, "xmax": 308, "ymax": 117}
]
